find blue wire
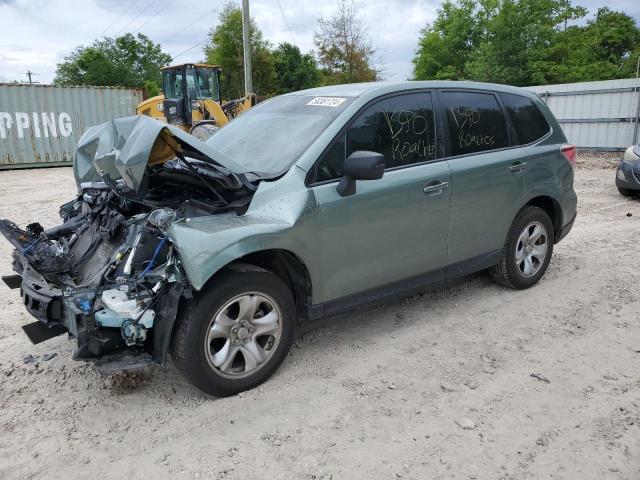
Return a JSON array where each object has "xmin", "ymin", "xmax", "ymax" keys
[
  {"xmin": 22, "ymin": 238, "xmax": 40, "ymax": 254},
  {"xmin": 140, "ymin": 237, "xmax": 167, "ymax": 277}
]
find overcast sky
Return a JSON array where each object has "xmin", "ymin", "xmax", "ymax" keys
[{"xmin": 1, "ymin": 0, "xmax": 639, "ymax": 85}]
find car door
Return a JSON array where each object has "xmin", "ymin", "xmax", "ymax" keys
[
  {"xmin": 305, "ymin": 91, "xmax": 452, "ymax": 305},
  {"xmin": 438, "ymin": 89, "xmax": 533, "ymax": 275}
]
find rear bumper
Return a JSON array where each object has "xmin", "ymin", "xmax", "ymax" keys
[{"xmin": 556, "ymin": 211, "xmax": 576, "ymax": 243}]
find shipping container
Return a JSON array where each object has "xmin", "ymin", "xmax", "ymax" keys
[
  {"xmin": 528, "ymin": 78, "xmax": 640, "ymax": 150},
  {"xmin": 0, "ymin": 84, "xmax": 143, "ymax": 169}
]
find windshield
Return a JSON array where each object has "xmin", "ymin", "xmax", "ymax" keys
[
  {"xmin": 162, "ymin": 69, "xmax": 184, "ymax": 99},
  {"xmin": 205, "ymin": 94, "xmax": 354, "ymax": 175},
  {"xmin": 195, "ymin": 67, "xmax": 220, "ymax": 101},
  {"xmin": 162, "ymin": 67, "xmax": 221, "ymax": 101}
]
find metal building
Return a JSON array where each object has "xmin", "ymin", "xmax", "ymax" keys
[
  {"xmin": 0, "ymin": 84, "xmax": 143, "ymax": 169},
  {"xmin": 528, "ymin": 78, "xmax": 640, "ymax": 150}
]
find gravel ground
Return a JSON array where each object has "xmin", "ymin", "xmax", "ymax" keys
[{"xmin": 0, "ymin": 157, "xmax": 639, "ymax": 480}]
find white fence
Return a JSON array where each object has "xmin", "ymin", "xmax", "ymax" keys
[{"xmin": 527, "ymin": 78, "xmax": 640, "ymax": 150}]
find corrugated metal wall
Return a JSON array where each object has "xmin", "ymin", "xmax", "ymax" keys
[
  {"xmin": 528, "ymin": 78, "xmax": 640, "ymax": 150},
  {"xmin": 0, "ymin": 84, "xmax": 143, "ymax": 168}
]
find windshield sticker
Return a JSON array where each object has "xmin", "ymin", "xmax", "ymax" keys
[{"xmin": 307, "ymin": 97, "xmax": 347, "ymax": 107}]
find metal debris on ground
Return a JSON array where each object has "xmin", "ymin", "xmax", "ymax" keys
[{"xmin": 530, "ymin": 373, "xmax": 551, "ymax": 383}]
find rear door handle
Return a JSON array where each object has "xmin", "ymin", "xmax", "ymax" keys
[
  {"xmin": 423, "ymin": 181, "xmax": 449, "ymax": 195},
  {"xmin": 510, "ymin": 161, "xmax": 527, "ymax": 173}
]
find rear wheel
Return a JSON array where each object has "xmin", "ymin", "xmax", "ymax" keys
[
  {"xmin": 490, "ymin": 206, "xmax": 554, "ymax": 289},
  {"xmin": 171, "ymin": 265, "xmax": 297, "ymax": 396}
]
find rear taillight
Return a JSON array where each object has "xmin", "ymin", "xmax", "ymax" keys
[{"xmin": 561, "ymin": 144, "xmax": 577, "ymax": 168}]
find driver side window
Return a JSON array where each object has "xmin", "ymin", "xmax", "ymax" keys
[{"xmin": 314, "ymin": 92, "xmax": 437, "ymax": 183}]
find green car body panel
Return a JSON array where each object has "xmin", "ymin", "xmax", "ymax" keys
[{"xmin": 166, "ymin": 81, "xmax": 576, "ymax": 310}]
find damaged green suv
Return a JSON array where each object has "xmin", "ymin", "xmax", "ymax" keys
[{"xmin": 1, "ymin": 81, "xmax": 577, "ymax": 396}]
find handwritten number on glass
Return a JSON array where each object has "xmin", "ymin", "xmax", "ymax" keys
[
  {"xmin": 451, "ymin": 106, "xmax": 495, "ymax": 150},
  {"xmin": 382, "ymin": 110, "xmax": 435, "ymax": 162}
]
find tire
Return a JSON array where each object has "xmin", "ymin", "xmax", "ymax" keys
[
  {"xmin": 489, "ymin": 206, "xmax": 554, "ymax": 290},
  {"xmin": 171, "ymin": 264, "xmax": 297, "ymax": 396},
  {"xmin": 617, "ymin": 186, "xmax": 634, "ymax": 197}
]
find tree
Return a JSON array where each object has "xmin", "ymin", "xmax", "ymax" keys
[
  {"xmin": 412, "ymin": 0, "xmax": 481, "ymax": 81},
  {"xmin": 313, "ymin": 0, "xmax": 380, "ymax": 84},
  {"xmin": 204, "ymin": 4, "xmax": 276, "ymax": 98},
  {"xmin": 412, "ymin": 0, "xmax": 639, "ymax": 86},
  {"xmin": 54, "ymin": 33, "xmax": 171, "ymax": 92},
  {"xmin": 273, "ymin": 42, "xmax": 320, "ymax": 93}
]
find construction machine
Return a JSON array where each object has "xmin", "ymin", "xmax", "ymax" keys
[{"xmin": 136, "ymin": 63, "xmax": 256, "ymax": 139}]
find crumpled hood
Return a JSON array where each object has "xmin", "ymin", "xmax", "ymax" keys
[{"xmin": 74, "ymin": 115, "xmax": 245, "ymax": 193}]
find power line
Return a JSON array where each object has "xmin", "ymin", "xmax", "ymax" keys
[
  {"xmin": 97, "ymin": 0, "xmax": 137, "ymax": 38},
  {"xmin": 115, "ymin": 0, "xmax": 160, "ymax": 35},
  {"xmin": 276, "ymin": 0, "xmax": 317, "ymax": 89},
  {"xmin": 171, "ymin": 38, "xmax": 209, "ymax": 60},
  {"xmin": 276, "ymin": 0, "xmax": 297, "ymax": 46},
  {"xmin": 135, "ymin": 0, "xmax": 174, "ymax": 32},
  {"xmin": 160, "ymin": 0, "xmax": 226, "ymax": 45}
]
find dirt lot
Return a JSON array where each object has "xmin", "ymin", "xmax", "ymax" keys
[{"xmin": 0, "ymin": 157, "xmax": 639, "ymax": 480}]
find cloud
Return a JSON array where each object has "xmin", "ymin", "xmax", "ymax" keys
[{"xmin": 0, "ymin": 0, "xmax": 638, "ymax": 84}]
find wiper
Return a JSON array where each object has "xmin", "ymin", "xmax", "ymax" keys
[{"xmin": 175, "ymin": 152, "xmax": 228, "ymax": 205}]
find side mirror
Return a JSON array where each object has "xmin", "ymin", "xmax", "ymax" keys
[{"xmin": 336, "ymin": 151, "xmax": 385, "ymax": 197}]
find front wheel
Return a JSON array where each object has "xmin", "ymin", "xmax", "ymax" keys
[
  {"xmin": 490, "ymin": 206, "xmax": 554, "ymax": 289},
  {"xmin": 617, "ymin": 186, "xmax": 635, "ymax": 197},
  {"xmin": 171, "ymin": 265, "xmax": 297, "ymax": 396}
]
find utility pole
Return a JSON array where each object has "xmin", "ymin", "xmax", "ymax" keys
[
  {"xmin": 241, "ymin": 0, "xmax": 253, "ymax": 96},
  {"xmin": 634, "ymin": 55, "xmax": 640, "ymax": 145},
  {"xmin": 25, "ymin": 70, "xmax": 39, "ymax": 84}
]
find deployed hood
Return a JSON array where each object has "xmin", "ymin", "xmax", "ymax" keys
[{"xmin": 75, "ymin": 115, "xmax": 247, "ymax": 194}]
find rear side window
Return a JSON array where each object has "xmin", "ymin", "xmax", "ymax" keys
[
  {"xmin": 440, "ymin": 91, "xmax": 510, "ymax": 156},
  {"xmin": 500, "ymin": 93, "xmax": 551, "ymax": 145},
  {"xmin": 314, "ymin": 92, "xmax": 437, "ymax": 182}
]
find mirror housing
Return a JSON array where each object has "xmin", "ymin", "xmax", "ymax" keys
[{"xmin": 336, "ymin": 151, "xmax": 385, "ymax": 197}]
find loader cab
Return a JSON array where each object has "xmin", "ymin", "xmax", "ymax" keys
[{"xmin": 161, "ymin": 64, "xmax": 222, "ymax": 127}]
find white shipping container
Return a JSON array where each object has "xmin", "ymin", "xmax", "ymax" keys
[{"xmin": 0, "ymin": 84, "xmax": 144, "ymax": 168}]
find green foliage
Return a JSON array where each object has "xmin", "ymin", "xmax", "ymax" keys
[
  {"xmin": 204, "ymin": 4, "xmax": 276, "ymax": 98},
  {"xmin": 313, "ymin": 0, "xmax": 379, "ymax": 84},
  {"xmin": 273, "ymin": 42, "xmax": 320, "ymax": 93},
  {"xmin": 412, "ymin": 0, "xmax": 640, "ymax": 86},
  {"xmin": 54, "ymin": 33, "xmax": 171, "ymax": 88},
  {"xmin": 143, "ymin": 80, "xmax": 161, "ymax": 97}
]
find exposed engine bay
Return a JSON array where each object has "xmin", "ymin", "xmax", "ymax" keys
[{"xmin": 0, "ymin": 116, "xmax": 259, "ymax": 370}]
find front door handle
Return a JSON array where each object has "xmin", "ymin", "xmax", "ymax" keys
[
  {"xmin": 510, "ymin": 161, "xmax": 527, "ymax": 173},
  {"xmin": 423, "ymin": 181, "xmax": 449, "ymax": 195}
]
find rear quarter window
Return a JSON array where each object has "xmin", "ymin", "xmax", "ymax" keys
[
  {"xmin": 440, "ymin": 91, "xmax": 510, "ymax": 157},
  {"xmin": 500, "ymin": 93, "xmax": 551, "ymax": 145}
]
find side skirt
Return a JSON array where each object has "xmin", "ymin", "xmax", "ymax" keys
[{"xmin": 309, "ymin": 250, "xmax": 502, "ymax": 321}]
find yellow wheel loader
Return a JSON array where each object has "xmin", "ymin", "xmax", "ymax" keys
[{"xmin": 136, "ymin": 63, "xmax": 256, "ymax": 140}]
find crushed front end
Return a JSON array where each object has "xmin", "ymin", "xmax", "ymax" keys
[{"xmin": 0, "ymin": 115, "xmax": 257, "ymax": 371}]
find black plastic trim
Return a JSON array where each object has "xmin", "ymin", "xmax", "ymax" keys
[
  {"xmin": 555, "ymin": 212, "xmax": 577, "ymax": 243},
  {"xmin": 2, "ymin": 274, "xmax": 21, "ymax": 289},
  {"xmin": 309, "ymin": 250, "xmax": 502, "ymax": 321},
  {"xmin": 311, "ymin": 268, "xmax": 444, "ymax": 320}
]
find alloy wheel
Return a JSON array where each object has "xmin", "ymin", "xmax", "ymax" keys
[
  {"xmin": 204, "ymin": 292, "xmax": 283, "ymax": 378},
  {"xmin": 515, "ymin": 221, "xmax": 549, "ymax": 278}
]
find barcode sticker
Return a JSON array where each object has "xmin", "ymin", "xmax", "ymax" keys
[{"xmin": 307, "ymin": 97, "xmax": 347, "ymax": 107}]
